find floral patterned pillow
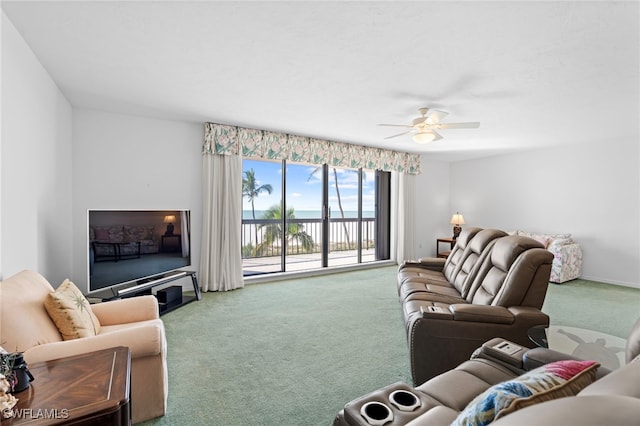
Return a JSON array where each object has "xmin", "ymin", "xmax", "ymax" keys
[
  {"xmin": 451, "ymin": 359, "xmax": 599, "ymax": 426},
  {"xmin": 548, "ymin": 237, "xmax": 574, "ymax": 248},
  {"xmin": 44, "ymin": 279, "xmax": 101, "ymax": 340}
]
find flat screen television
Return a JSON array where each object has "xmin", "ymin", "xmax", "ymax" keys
[{"xmin": 88, "ymin": 209, "xmax": 191, "ymax": 296}]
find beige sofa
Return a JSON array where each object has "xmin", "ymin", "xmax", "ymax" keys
[{"xmin": 0, "ymin": 270, "xmax": 168, "ymax": 423}]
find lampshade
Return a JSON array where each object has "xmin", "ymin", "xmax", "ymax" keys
[
  {"xmin": 412, "ymin": 131, "xmax": 436, "ymax": 144},
  {"xmin": 163, "ymin": 215, "xmax": 176, "ymax": 223},
  {"xmin": 450, "ymin": 213, "xmax": 465, "ymax": 225}
]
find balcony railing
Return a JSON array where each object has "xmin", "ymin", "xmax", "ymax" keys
[{"xmin": 241, "ymin": 217, "xmax": 376, "ymax": 271}]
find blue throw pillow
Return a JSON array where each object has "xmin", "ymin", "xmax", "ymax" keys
[{"xmin": 451, "ymin": 359, "xmax": 599, "ymax": 426}]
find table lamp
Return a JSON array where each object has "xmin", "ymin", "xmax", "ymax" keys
[
  {"xmin": 163, "ymin": 215, "xmax": 176, "ymax": 236},
  {"xmin": 450, "ymin": 212, "xmax": 465, "ymax": 239}
]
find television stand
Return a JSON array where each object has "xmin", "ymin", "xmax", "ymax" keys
[{"xmin": 93, "ymin": 270, "xmax": 201, "ymax": 315}]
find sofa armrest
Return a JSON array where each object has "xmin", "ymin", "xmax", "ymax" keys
[
  {"xmin": 523, "ymin": 346, "xmax": 579, "ymax": 368},
  {"xmin": 407, "ymin": 306, "xmax": 548, "ymax": 385},
  {"xmin": 91, "ymin": 295, "xmax": 160, "ymax": 325},
  {"xmin": 522, "ymin": 347, "xmax": 612, "ymax": 377},
  {"xmin": 548, "ymin": 242, "xmax": 583, "ymax": 283},
  {"xmin": 23, "ymin": 319, "xmax": 165, "ymax": 364},
  {"xmin": 400, "ymin": 258, "xmax": 446, "ymax": 272},
  {"xmin": 417, "ymin": 257, "xmax": 446, "ymax": 267},
  {"xmin": 448, "ymin": 304, "xmax": 514, "ymax": 324}
]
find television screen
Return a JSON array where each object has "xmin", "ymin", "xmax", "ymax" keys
[{"xmin": 88, "ymin": 209, "xmax": 191, "ymax": 294}]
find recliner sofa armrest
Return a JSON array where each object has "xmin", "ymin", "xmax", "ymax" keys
[
  {"xmin": 523, "ymin": 347, "xmax": 612, "ymax": 378},
  {"xmin": 400, "ymin": 257, "xmax": 446, "ymax": 272},
  {"xmin": 448, "ymin": 304, "xmax": 514, "ymax": 324},
  {"xmin": 417, "ymin": 257, "xmax": 446, "ymax": 267},
  {"xmin": 523, "ymin": 347, "xmax": 578, "ymax": 368},
  {"xmin": 475, "ymin": 337, "xmax": 527, "ymax": 368}
]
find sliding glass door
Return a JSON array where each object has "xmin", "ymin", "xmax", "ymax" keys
[
  {"xmin": 241, "ymin": 158, "xmax": 388, "ymax": 276},
  {"xmin": 284, "ymin": 163, "xmax": 323, "ymax": 272},
  {"xmin": 326, "ymin": 167, "xmax": 360, "ymax": 266},
  {"xmin": 241, "ymin": 159, "xmax": 282, "ymax": 275}
]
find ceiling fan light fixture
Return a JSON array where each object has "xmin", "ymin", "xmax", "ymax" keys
[{"xmin": 413, "ymin": 132, "xmax": 436, "ymax": 144}]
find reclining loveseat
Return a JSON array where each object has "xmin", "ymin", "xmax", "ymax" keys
[
  {"xmin": 397, "ymin": 228, "xmax": 554, "ymax": 385},
  {"xmin": 334, "ymin": 318, "xmax": 640, "ymax": 426}
]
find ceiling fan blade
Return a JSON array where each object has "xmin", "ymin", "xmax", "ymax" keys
[
  {"xmin": 384, "ymin": 130, "xmax": 413, "ymax": 139},
  {"xmin": 431, "ymin": 130, "xmax": 443, "ymax": 141},
  {"xmin": 437, "ymin": 122, "xmax": 480, "ymax": 129},
  {"xmin": 426, "ymin": 109, "xmax": 448, "ymax": 123},
  {"xmin": 378, "ymin": 124, "xmax": 414, "ymax": 128}
]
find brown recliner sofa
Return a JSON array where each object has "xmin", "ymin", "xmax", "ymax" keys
[
  {"xmin": 0, "ymin": 270, "xmax": 168, "ymax": 423},
  {"xmin": 334, "ymin": 318, "xmax": 640, "ymax": 426},
  {"xmin": 399, "ymin": 230, "xmax": 554, "ymax": 385},
  {"xmin": 398, "ymin": 228, "xmax": 507, "ymax": 304}
]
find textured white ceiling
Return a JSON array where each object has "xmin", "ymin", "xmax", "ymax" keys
[{"xmin": 2, "ymin": 1, "xmax": 638, "ymax": 161}]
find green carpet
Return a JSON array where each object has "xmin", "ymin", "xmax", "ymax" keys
[
  {"xmin": 139, "ymin": 266, "xmax": 639, "ymax": 426},
  {"xmin": 543, "ymin": 278, "xmax": 640, "ymax": 338}
]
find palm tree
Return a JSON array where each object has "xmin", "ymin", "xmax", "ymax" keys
[
  {"xmin": 242, "ymin": 168, "xmax": 273, "ymax": 246},
  {"xmin": 256, "ymin": 204, "xmax": 314, "ymax": 256}
]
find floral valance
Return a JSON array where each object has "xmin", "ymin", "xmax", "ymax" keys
[{"xmin": 203, "ymin": 122, "xmax": 421, "ymax": 175}]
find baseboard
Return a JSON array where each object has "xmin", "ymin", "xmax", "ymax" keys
[
  {"xmin": 578, "ymin": 275, "xmax": 640, "ymax": 289},
  {"xmin": 244, "ymin": 260, "xmax": 396, "ymax": 285}
]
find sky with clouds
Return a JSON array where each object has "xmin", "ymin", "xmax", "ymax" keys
[{"xmin": 242, "ymin": 159, "xmax": 375, "ymax": 218}]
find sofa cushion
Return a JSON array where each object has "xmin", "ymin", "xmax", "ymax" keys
[
  {"xmin": 451, "ymin": 359, "xmax": 599, "ymax": 426},
  {"xmin": 44, "ymin": 279, "xmax": 102, "ymax": 340},
  {"xmin": 94, "ymin": 227, "xmax": 110, "ymax": 241}
]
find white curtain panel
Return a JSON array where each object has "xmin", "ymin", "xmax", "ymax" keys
[
  {"xmin": 199, "ymin": 153, "xmax": 245, "ymax": 291},
  {"xmin": 391, "ymin": 171, "xmax": 416, "ymax": 263},
  {"xmin": 180, "ymin": 210, "xmax": 190, "ymax": 258}
]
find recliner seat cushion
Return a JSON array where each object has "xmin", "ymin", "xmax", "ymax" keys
[
  {"xmin": 398, "ymin": 227, "xmax": 482, "ymax": 292},
  {"xmin": 416, "ymin": 359, "xmax": 518, "ymax": 412},
  {"xmin": 400, "ymin": 229, "xmax": 506, "ymax": 303},
  {"xmin": 442, "ymin": 227, "xmax": 483, "ymax": 283},
  {"xmin": 450, "ymin": 229, "xmax": 508, "ymax": 298},
  {"xmin": 466, "ymin": 236, "xmax": 552, "ymax": 307}
]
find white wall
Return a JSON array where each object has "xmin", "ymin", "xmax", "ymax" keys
[
  {"xmin": 412, "ymin": 157, "xmax": 451, "ymax": 259},
  {"xmin": 1, "ymin": 12, "xmax": 73, "ymax": 284},
  {"xmin": 71, "ymin": 109, "xmax": 203, "ymax": 292},
  {"xmin": 449, "ymin": 140, "xmax": 640, "ymax": 288}
]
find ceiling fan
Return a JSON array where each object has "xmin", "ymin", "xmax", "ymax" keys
[{"xmin": 379, "ymin": 107, "xmax": 480, "ymax": 144}]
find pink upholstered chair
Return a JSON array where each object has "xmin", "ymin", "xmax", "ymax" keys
[{"xmin": 0, "ymin": 270, "xmax": 168, "ymax": 423}]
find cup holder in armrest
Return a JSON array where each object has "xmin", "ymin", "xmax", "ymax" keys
[
  {"xmin": 389, "ymin": 389, "xmax": 421, "ymax": 412},
  {"xmin": 360, "ymin": 401, "xmax": 393, "ymax": 425}
]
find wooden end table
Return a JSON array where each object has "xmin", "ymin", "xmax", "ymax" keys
[
  {"xmin": 4, "ymin": 347, "xmax": 131, "ymax": 425},
  {"xmin": 436, "ymin": 237, "xmax": 456, "ymax": 258}
]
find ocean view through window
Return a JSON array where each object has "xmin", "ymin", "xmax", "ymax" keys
[{"xmin": 241, "ymin": 159, "xmax": 389, "ymax": 275}]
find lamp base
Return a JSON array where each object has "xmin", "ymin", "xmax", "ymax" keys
[
  {"xmin": 452, "ymin": 225, "xmax": 462, "ymax": 239},
  {"xmin": 165, "ymin": 223, "xmax": 174, "ymax": 236}
]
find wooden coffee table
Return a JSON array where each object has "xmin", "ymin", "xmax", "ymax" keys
[{"xmin": 3, "ymin": 346, "xmax": 131, "ymax": 425}]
